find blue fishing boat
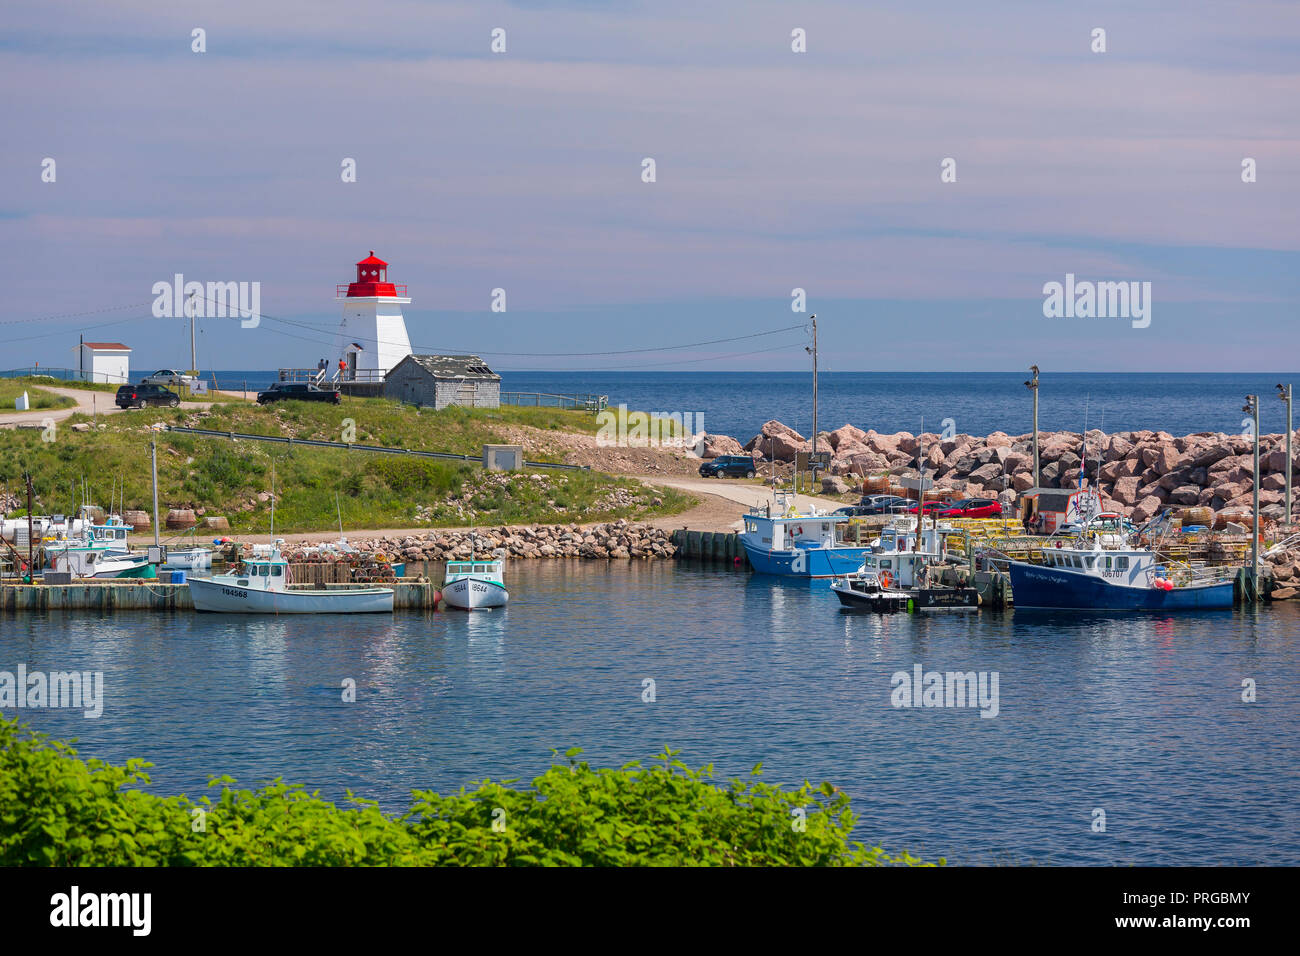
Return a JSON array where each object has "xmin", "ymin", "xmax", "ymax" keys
[
  {"xmin": 740, "ymin": 492, "xmax": 872, "ymax": 578},
  {"xmin": 1008, "ymin": 542, "xmax": 1234, "ymax": 610}
]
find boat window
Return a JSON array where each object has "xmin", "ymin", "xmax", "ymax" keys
[
  {"xmin": 260, "ymin": 565, "xmax": 270, "ymax": 576},
  {"xmin": 1117, "ymin": 556, "xmax": 1129, "ymax": 570},
  {"xmin": 1105, "ymin": 556, "xmax": 1112, "ymax": 570},
  {"xmin": 880, "ymin": 560, "xmax": 892, "ymax": 569},
  {"xmin": 1085, "ymin": 556, "xmax": 1096, "ymax": 569},
  {"xmin": 271, "ymin": 566, "xmax": 283, "ymax": 577}
]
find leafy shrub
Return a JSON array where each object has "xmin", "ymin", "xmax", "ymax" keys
[{"xmin": 0, "ymin": 719, "xmax": 935, "ymax": 867}]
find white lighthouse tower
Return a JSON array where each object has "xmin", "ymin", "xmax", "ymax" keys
[{"xmin": 333, "ymin": 251, "xmax": 412, "ymax": 382}]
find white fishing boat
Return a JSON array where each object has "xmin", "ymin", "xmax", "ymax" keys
[
  {"xmin": 188, "ymin": 551, "xmax": 394, "ymax": 613},
  {"xmin": 831, "ymin": 517, "xmax": 979, "ymax": 611},
  {"xmin": 442, "ymin": 558, "xmax": 509, "ymax": 610},
  {"xmin": 45, "ymin": 546, "xmax": 153, "ymax": 579},
  {"xmin": 164, "ymin": 546, "xmax": 212, "ymax": 571}
]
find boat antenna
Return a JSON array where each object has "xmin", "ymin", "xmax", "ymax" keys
[
  {"xmin": 336, "ymin": 492, "xmax": 344, "ymax": 541},
  {"xmin": 269, "ymin": 459, "xmax": 276, "ymax": 544}
]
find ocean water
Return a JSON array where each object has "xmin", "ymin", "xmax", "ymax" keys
[
  {"xmin": 211, "ymin": 370, "xmax": 1300, "ymax": 443},
  {"xmin": 4, "ymin": 561, "xmax": 1298, "ymax": 866}
]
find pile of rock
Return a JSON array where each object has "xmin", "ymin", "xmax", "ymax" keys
[
  {"xmin": 1266, "ymin": 547, "xmax": 1300, "ymax": 600},
  {"xmin": 302, "ymin": 519, "xmax": 678, "ymax": 563},
  {"xmin": 708, "ymin": 420, "xmax": 1298, "ymax": 525}
]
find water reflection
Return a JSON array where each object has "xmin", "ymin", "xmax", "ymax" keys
[{"xmin": 2, "ymin": 563, "xmax": 1298, "ymax": 865}]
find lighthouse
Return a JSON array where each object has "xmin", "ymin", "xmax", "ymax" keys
[{"xmin": 333, "ymin": 251, "xmax": 412, "ymax": 382}]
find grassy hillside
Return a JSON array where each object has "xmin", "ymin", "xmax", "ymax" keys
[
  {"xmin": 0, "ymin": 380, "xmax": 76, "ymax": 410},
  {"xmin": 0, "ymin": 397, "xmax": 693, "ymax": 533}
]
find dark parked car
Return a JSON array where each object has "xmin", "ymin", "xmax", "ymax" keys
[
  {"xmin": 856, "ymin": 495, "xmax": 912, "ymax": 515},
  {"xmin": 940, "ymin": 497, "xmax": 1003, "ymax": 519},
  {"xmin": 256, "ymin": 383, "xmax": 342, "ymax": 405},
  {"xmin": 115, "ymin": 384, "xmax": 180, "ymax": 409},
  {"xmin": 698, "ymin": 454, "xmax": 757, "ymax": 479},
  {"xmin": 833, "ymin": 505, "xmax": 874, "ymax": 517},
  {"xmin": 907, "ymin": 499, "xmax": 953, "ymax": 515}
]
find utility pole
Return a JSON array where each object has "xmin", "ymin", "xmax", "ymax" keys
[
  {"xmin": 805, "ymin": 314, "xmax": 818, "ymax": 455},
  {"xmin": 1244, "ymin": 395, "xmax": 1260, "ymax": 600},
  {"xmin": 1279, "ymin": 383, "xmax": 1293, "ymax": 528},
  {"xmin": 1025, "ymin": 365, "xmax": 1040, "ymax": 488},
  {"xmin": 24, "ymin": 472, "xmax": 34, "ymax": 584},
  {"xmin": 150, "ymin": 440, "xmax": 161, "ymax": 549},
  {"xmin": 186, "ymin": 290, "xmax": 197, "ymax": 375}
]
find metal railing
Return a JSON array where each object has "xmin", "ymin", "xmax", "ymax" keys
[
  {"xmin": 0, "ymin": 366, "xmax": 132, "ymax": 385},
  {"xmin": 500, "ymin": 391, "xmax": 608, "ymax": 413},
  {"xmin": 336, "ymin": 284, "xmax": 407, "ymax": 297},
  {"xmin": 163, "ymin": 426, "xmax": 590, "ymax": 471}
]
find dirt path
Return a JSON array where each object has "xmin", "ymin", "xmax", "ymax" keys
[{"xmin": 0, "ymin": 385, "xmax": 245, "ymax": 429}]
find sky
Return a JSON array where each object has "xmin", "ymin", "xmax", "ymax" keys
[{"xmin": 1, "ymin": 0, "xmax": 1298, "ymax": 373}]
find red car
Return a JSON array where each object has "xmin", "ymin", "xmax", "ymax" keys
[
  {"xmin": 907, "ymin": 500, "xmax": 952, "ymax": 515},
  {"xmin": 940, "ymin": 497, "xmax": 1003, "ymax": 519}
]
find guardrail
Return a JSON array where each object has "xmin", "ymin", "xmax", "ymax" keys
[{"xmin": 163, "ymin": 426, "xmax": 590, "ymax": 471}]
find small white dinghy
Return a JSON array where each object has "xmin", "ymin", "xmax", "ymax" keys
[
  {"xmin": 442, "ymin": 558, "xmax": 509, "ymax": 610},
  {"xmin": 188, "ymin": 550, "xmax": 394, "ymax": 614}
]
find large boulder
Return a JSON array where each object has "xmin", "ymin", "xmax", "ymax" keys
[
  {"xmin": 702, "ymin": 434, "xmax": 745, "ymax": 458},
  {"xmin": 1131, "ymin": 495, "xmax": 1165, "ymax": 523},
  {"xmin": 1111, "ymin": 476, "xmax": 1143, "ymax": 506},
  {"xmin": 826, "ymin": 424, "xmax": 868, "ymax": 451}
]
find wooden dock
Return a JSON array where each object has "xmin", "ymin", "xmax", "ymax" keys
[{"xmin": 0, "ymin": 579, "xmax": 441, "ymax": 612}]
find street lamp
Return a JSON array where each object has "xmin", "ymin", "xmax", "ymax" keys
[
  {"xmin": 1244, "ymin": 395, "xmax": 1260, "ymax": 600},
  {"xmin": 1278, "ymin": 384, "xmax": 1292, "ymax": 527},
  {"xmin": 1024, "ymin": 365, "xmax": 1040, "ymax": 488}
]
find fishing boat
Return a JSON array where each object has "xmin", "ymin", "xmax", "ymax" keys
[
  {"xmin": 188, "ymin": 550, "xmax": 394, "ymax": 613},
  {"xmin": 442, "ymin": 558, "xmax": 509, "ymax": 610},
  {"xmin": 1007, "ymin": 541, "xmax": 1234, "ymax": 610},
  {"xmin": 740, "ymin": 491, "xmax": 872, "ymax": 578},
  {"xmin": 45, "ymin": 545, "xmax": 153, "ymax": 579},
  {"xmin": 164, "ymin": 546, "xmax": 212, "ymax": 572},
  {"xmin": 830, "ymin": 517, "xmax": 979, "ymax": 611}
]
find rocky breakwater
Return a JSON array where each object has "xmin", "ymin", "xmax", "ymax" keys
[
  {"xmin": 704, "ymin": 420, "xmax": 1299, "ymax": 525},
  {"xmin": 303, "ymin": 520, "xmax": 679, "ymax": 564}
]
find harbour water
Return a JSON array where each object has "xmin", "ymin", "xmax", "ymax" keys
[{"xmin": 4, "ymin": 561, "xmax": 1298, "ymax": 865}]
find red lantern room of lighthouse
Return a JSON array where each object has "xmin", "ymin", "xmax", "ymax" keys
[{"xmin": 333, "ymin": 251, "xmax": 413, "ymax": 383}]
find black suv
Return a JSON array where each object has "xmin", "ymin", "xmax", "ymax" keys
[
  {"xmin": 115, "ymin": 384, "xmax": 180, "ymax": 409},
  {"xmin": 698, "ymin": 454, "xmax": 757, "ymax": 479},
  {"xmin": 256, "ymin": 382, "xmax": 342, "ymax": 405}
]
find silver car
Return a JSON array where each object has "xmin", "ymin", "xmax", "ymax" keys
[{"xmin": 141, "ymin": 368, "xmax": 197, "ymax": 387}]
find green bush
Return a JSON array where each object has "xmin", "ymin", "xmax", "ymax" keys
[{"xmin": 0, "ymin": 718, "xmax": 936, "ymax": 867}]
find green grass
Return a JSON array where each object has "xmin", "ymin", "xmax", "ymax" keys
[
  {"xmin": 0, "ymin": 380, "xmax": 76, "ymax": 411},
  {"xmin": 0, "ymin": 717, "xmax": 937, "ymax": 867},
  {"xmin": 0, "ymin": 398, "xmax": 694, "ymax": 532}
]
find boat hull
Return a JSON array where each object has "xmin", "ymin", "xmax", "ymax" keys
[
  {"xmin": 833, "ymin": 583, "xmax": 979, "ymax": 612},
  {"xmin": 741, "ymin": 542, "xmax": 870, "ymax": 579},
  {"xmin": 1008, "ymin": 562, "xmax": 1234, "ymax": 610},
  {"xmin": 442, "ymin": 577, "xmax": 509, "ymax": 610},
  {"xmin": 188, "ymin": 578, "xmax": 394, "ymax": 613}
]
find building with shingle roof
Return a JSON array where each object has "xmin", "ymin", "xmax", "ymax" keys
[{"xmin": 382, "ymin": 354, "xmax": 501, "ymax": 409}]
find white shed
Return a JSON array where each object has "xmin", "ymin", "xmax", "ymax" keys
[{"xmin": 79, "ymin": 342, "xmax": 131, "ymax": 384}]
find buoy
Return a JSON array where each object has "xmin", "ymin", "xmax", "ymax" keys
[{"xmin": 879, "ymin": 571, "xmax": 893, "ymax": 589}]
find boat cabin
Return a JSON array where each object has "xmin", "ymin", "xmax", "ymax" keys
[
  {"xmin": 445, "ymin": 560, "xmax": 504, "ymax": 584},
  {"xmin": 230, "ymin": 555, "xmax": 290, "ymax": 590}
]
